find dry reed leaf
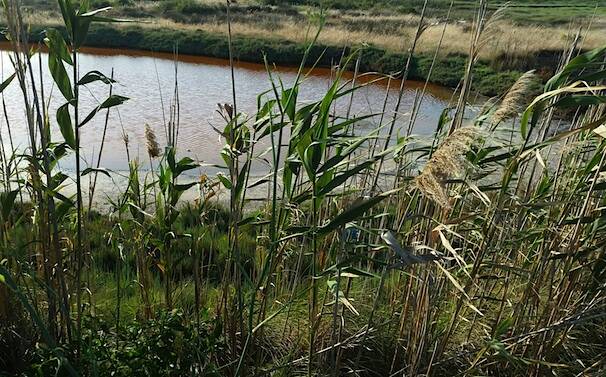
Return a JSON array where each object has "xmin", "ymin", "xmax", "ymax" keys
[
  {"xmin": 534, "ymin": 150, "xmax": 546, "ymax": 169},
  {"xmin": 594, "ymin": 124, "xmax": 606, "ymax": 139},
  {"xmin": 434, "ymin": 262, "xmax": 484, "ymax": 317},
  {"xmin": 437, "ymin": 229, "xmax": 469, "ymax": 275}
]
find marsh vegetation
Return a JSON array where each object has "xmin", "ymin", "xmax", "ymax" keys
[{"xmin": 1, "ymin": 0, "xmax": 606, "ymax": 376}]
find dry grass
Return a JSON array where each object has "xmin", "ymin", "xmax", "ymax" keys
[{"xmin": 155, "ymin": 17, "xmax": 606, "ymax": 59}]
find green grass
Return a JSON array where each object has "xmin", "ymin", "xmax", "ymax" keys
[{"xmin": 263, "ymin": 0, "xmax": 606, "ymax": 25}]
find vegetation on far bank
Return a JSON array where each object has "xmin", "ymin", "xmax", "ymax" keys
[
  {"xmin": 3, "ymin": 22, "xmax": 526, "ymax": 96},
  {"xmin": 260, "ymin": 0, "xmax": 606, "ymax": 25},
  {"xmin": 22, "ymin": 0, "xmax": 606, "ymax": 26},
  {"xmin": 9, "ymin": 0, "xmax": 606, "ymax": 96}
]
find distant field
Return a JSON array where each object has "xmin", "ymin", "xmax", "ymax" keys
[
  {"xmin": 19, "ymin": 0, "xmax": 606, "ymax": 52},
  {"xmin": 443, "ymin": 1, "xmax": 606, "ymax": 24},
  {"xmin": 23, "ymin": 0, "xmax": 606, "ymax": 25},
  {"xmin": 12, "ymin": 0, "xmax": 606, "ymax": 89},
  {"xmin": 264, "ymin": 0, "xmax": 606, "ymax": 25}
]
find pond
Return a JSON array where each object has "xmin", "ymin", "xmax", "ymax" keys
[{"xmin": 0, "ymin": 44, "xmax": 462, "ymax": 205}]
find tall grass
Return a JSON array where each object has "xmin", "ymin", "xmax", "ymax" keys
[{"xmin": 1, "ymin": 0, "xmax": 606, "ymax": 376}]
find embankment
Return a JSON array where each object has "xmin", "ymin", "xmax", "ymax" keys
[{"xmin": 7, "ymin": 23, "xmax": 566, "ymax": 97}]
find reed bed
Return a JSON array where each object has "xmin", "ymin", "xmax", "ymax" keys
[{"xmin": 0, "ymin": 0, "xmax": 605, "ymax": 376}]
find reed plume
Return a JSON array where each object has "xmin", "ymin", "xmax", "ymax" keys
[
  {"xmin": 414, "ymin": 126, "xmax": 482, "ymax": 209},
  {"xmin": 145, "ymin": 124, "xmax": 161, "ymax": 158},
  {"xmin": 491, "ymin": 70, "xmax": 539, "ymax": 125}
]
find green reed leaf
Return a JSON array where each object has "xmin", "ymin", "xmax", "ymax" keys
[
  {"xmin": 317, "ymin": 160, "xmax": 374, "ymax": 197},
  {"xmin": 57, "ymin": 103, "xmax": 75, "ymax": 149},
  {"xmin": 82, "ymin": 167, "xmax": 111, "ymax": 177},
  {"xmin": 217, "ymin": 173, "xmax": 232, "ymax": 189},
  {"xmin": 44, "ymin": 29, "xmax": 72, "ymax": 65},
  {"xmin": 0, "ymin": 71, "xmax": 16, "ymax": 93},
  {"xmin": 48, "ymin": 54, "xmax": 73, "ymax": 101},
  {"xmin": 78, "ymin": 70, "xmax": 115, "ymax": 85},
  {"xmin": 318, "ymin": 188, "xmax": 400, "ymax": 235},
  {"xmin": 0, "ymin": 190, "xmax": 18, "ymax": 220},
  {"xmin": 79, "ymin": 95, "xmax": 128, "ymax": 127}
]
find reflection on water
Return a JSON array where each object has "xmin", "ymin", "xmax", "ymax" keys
[
  {"xmin": 0, "ymin": 45, "xmax": 456, "ymax": 176},
  {"xmin": 0, "ymin": 45, "xmax": 465, "ymax": 208}
]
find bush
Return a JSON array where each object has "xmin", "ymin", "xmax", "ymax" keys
[
  {"xmin": 0, "ymin": 294, "xmax": 36, "ymax": 376},
  {"xmin": 28, "ymin": 310, "xmax": 224, "ymax": 376}
]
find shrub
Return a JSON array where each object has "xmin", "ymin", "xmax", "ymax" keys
[{"xmin": 27, "ymin": 311, "xmax": 224, "ymax": 377}]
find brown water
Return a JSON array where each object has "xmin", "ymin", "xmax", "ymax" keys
[{"xmin": 0, "ymin": 45, "xmax": 457, "ymax": 176}]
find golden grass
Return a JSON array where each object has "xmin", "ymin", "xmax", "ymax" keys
[{"xmin": 150, "ymin": 17, "xmax": 606, "ymax": 59}]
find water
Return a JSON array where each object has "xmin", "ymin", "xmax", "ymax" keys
[{"xmin": 0, "ymin": 45, "xmax": 458, "ymax": 206}]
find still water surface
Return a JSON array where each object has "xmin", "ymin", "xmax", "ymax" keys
[{"xmin": 0, "ymin": 45, "xmax": 456, "ymax": 176}]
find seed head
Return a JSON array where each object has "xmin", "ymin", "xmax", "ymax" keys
[
  {"xmin": 414, "ymin": 126, "xmax": 483, "ymax": 209},
  {"xmin": 145, "ymin": 124, "xmax": 161, "ymax": 158},
  {"xmin": 492, "ymin": 70, "xmax": 539, "ymax": 125}
]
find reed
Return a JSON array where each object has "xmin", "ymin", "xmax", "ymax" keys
[
  {"xmin": 1, "ymin": 0, "xmax": 605, "ymax": 376},
  {"xmin": 491, "ymin": 69, "xmax": 539, "ymax": 126}
]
